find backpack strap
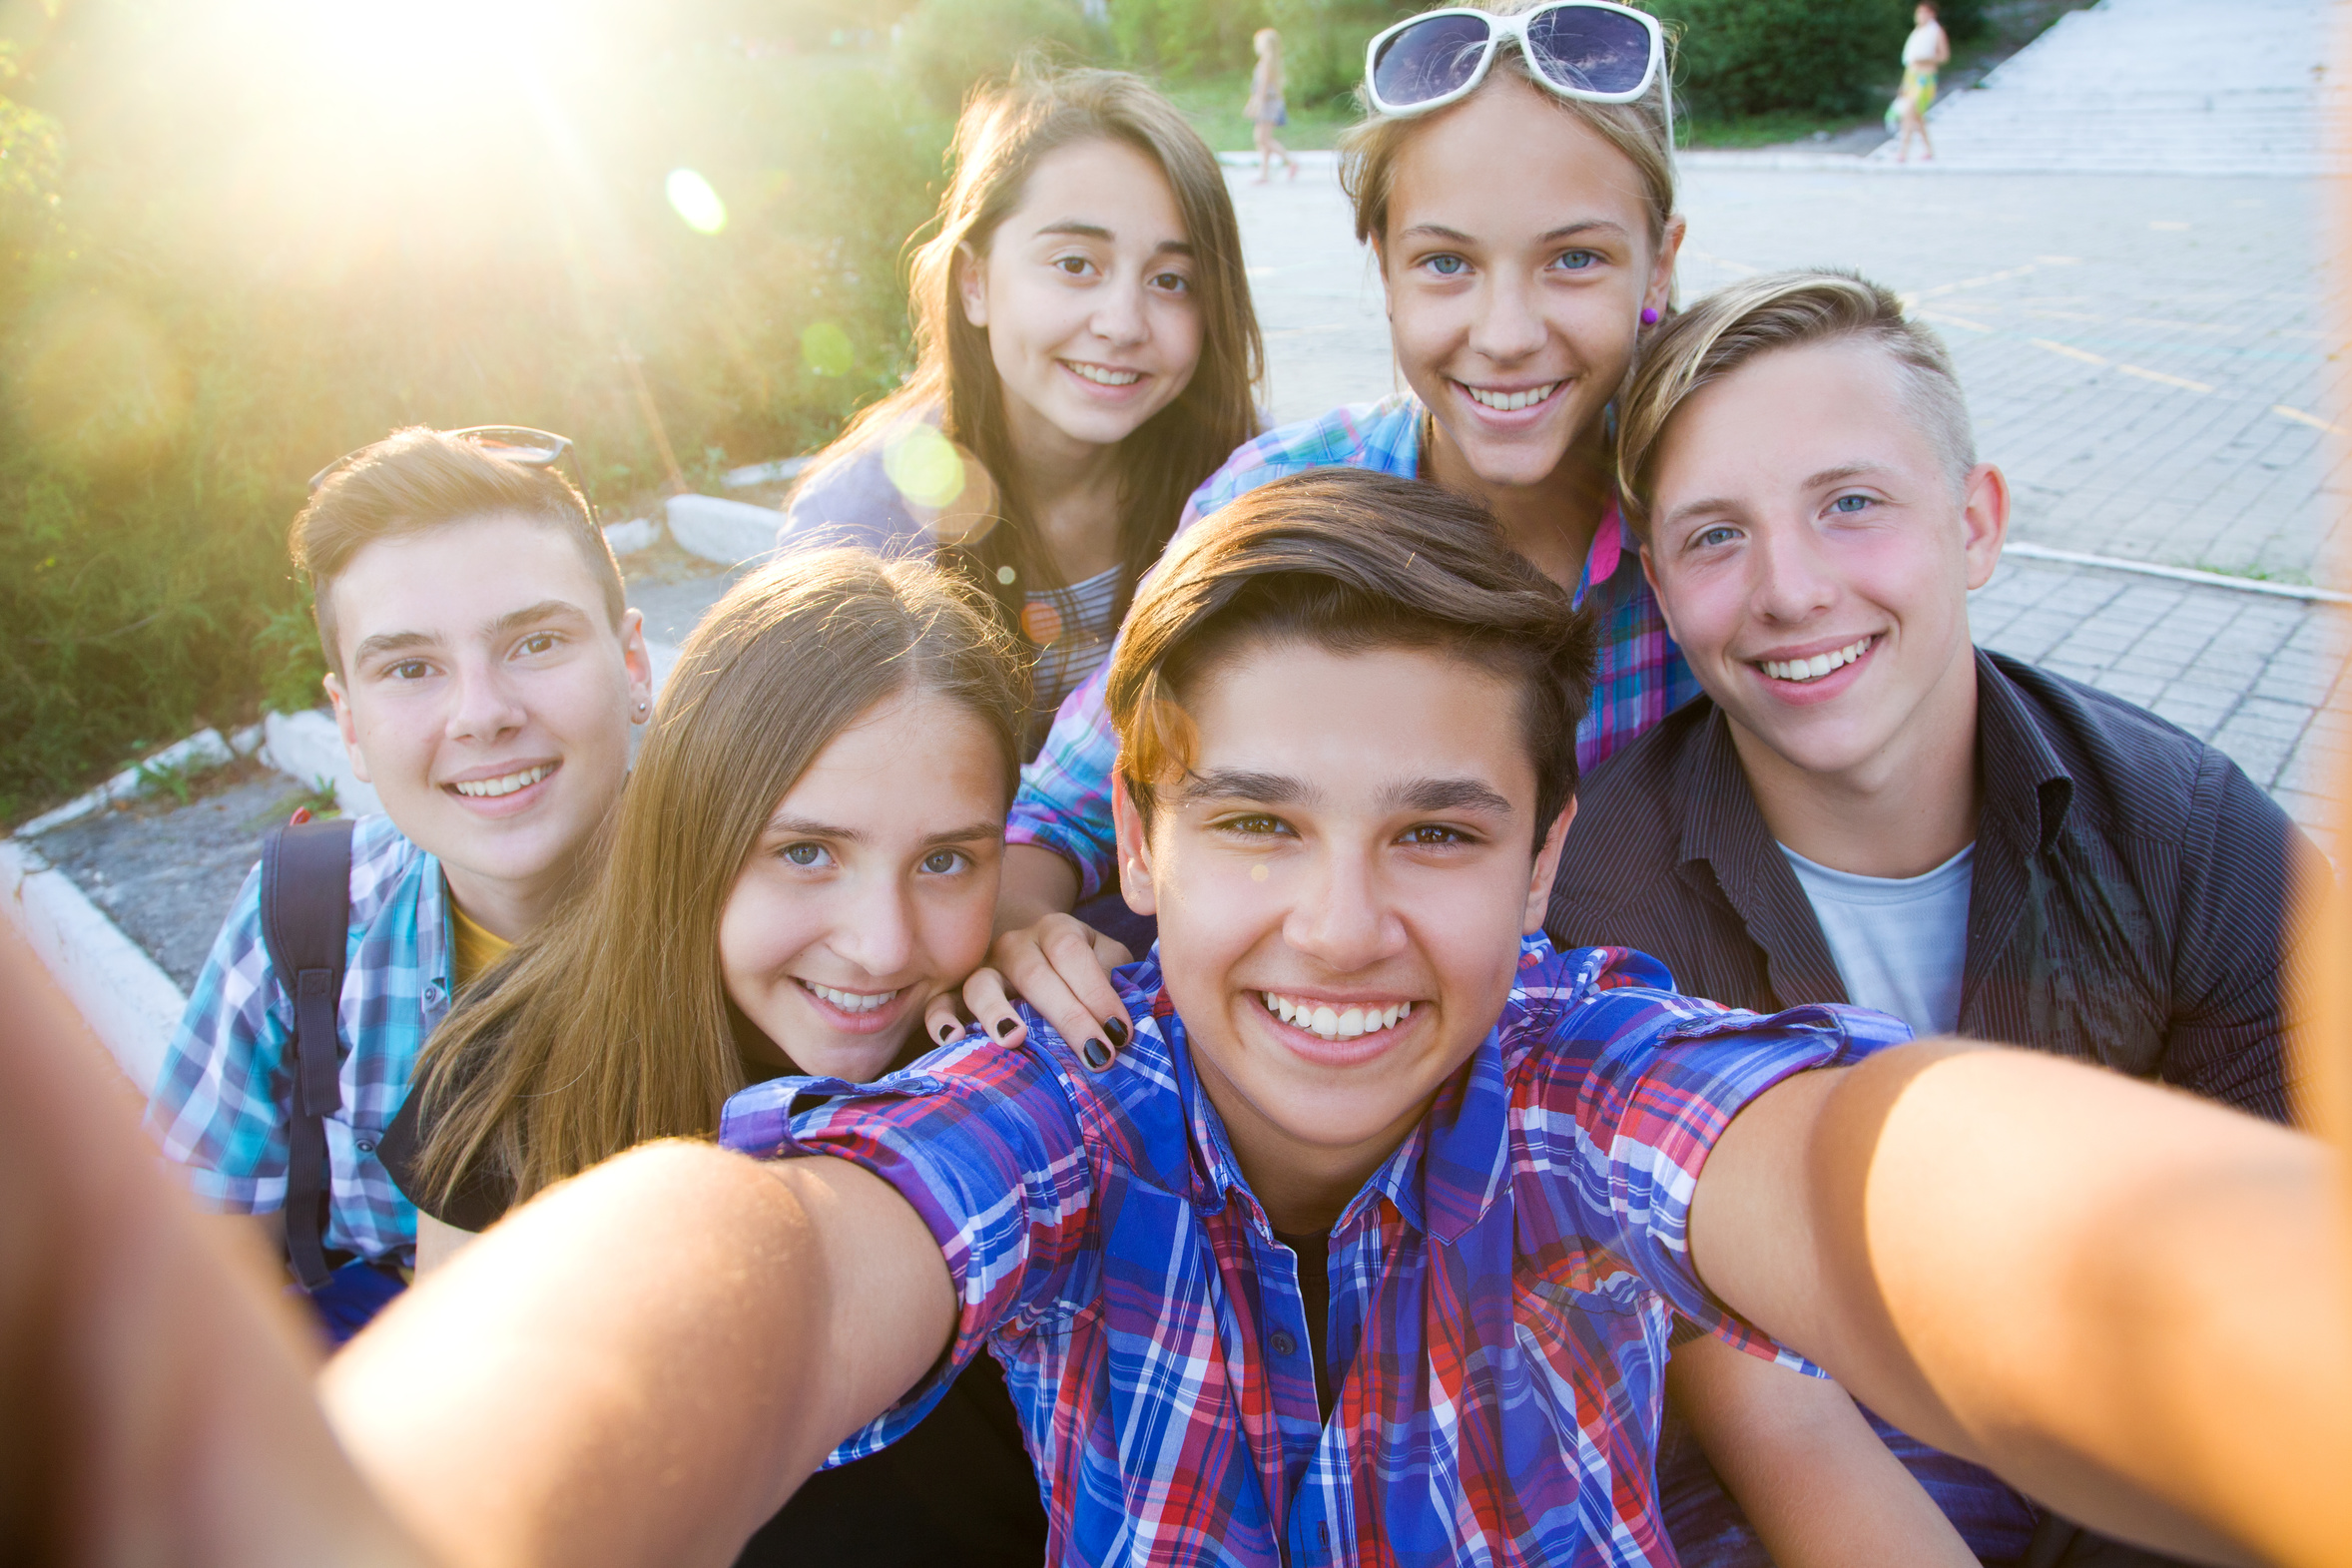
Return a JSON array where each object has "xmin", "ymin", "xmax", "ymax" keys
[{"xmin": 258, "ymin": 817, "xmax": 357, "ymax": 1292}]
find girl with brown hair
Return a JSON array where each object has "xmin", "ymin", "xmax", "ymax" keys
[
  {"xmin": 779, "ymin": 61, "xmax": 1264, "ymax": 755},
  {"xmin": 377, "ymin": 549, "xmax": 1047, "ymax": 1566}
]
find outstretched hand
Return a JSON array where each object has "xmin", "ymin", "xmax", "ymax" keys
[{"xmin": 922, "ymin": 913, "xmax": 1133, "ymax": 1070}]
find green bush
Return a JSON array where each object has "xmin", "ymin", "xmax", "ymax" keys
[
  {"xmin": 1655, "ymin": 0, "xmax": 1910, "ymax": 119},
  {"xmin": 1110, "ymin": 0, "xmax": 1264, "ymax": 80},
  {"xmin": 894, "ymin": 0, "xmax": 1107, "ymax": 116},
  {"xmin": 0, "ymin": 4, "xmax": 948, "ymax": 822}
]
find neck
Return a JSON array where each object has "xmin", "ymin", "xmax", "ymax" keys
[
  {"xmin": 1003, "ymin": 396, "xmax": 1126, "ymax": 584},
  {"xmin": 1732, "ymin": 647, "xmax": 1984, "ymax": 878},
  {"xmin": 1423, "ymin": 413, "xmax": 1614, "ymax": 591},
  {"xmin": 441, "ymin": 862, "xmax": 564, "ymax": 946},
  {"xmin": 1191, "ymin": 1052, "xmax": 1429, "ymax": 1235}
]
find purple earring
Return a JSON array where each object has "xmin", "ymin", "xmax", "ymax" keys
[{"xmin": 1641, "ymin": 306, "xmax": 1661, "ymax": 325}]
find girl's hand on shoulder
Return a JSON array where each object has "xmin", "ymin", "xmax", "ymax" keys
[{"xmin": 940, "ymin": 915, "xmax": 1134, "ymax": 1070}]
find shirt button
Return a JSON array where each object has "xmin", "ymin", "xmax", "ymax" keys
[
  {"xmin": 1270, "ymin": 1330, "xmax": 1298, "ymax": 1357},
  {"xmin": 424, "ymin": 981, "xmax": 446, "ymax": 1004},
  {"xmin": 355, "ymin": 1138, "xmax": 376, "ymax": 1154}
]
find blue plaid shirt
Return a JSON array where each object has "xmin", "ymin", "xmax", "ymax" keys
[
  {"xmin": 143, "ymin": 814, "xmax": 447, "ymax": 1265},
  {"xmin": 722, "ymin": 937, "xmax": 1907, "ymax": 1566},
  {"xmin": 1006, "ymin": 394, "xmax": 1702, "ymax": 898}
]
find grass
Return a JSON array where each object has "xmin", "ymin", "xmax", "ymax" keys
[{"xmin": 1163, "ymin": 69, "xmax": 1361, "ymax": 152}]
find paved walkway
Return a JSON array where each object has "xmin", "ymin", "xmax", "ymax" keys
[{"xmin": 1226, "ymin": 0, "xmax": 2349, "ymax": 852}]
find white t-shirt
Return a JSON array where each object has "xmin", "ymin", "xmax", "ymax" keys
[
  {"xmin": 1779, "ymin": 842, "xmax": 1975, "ymax": 1038},
  {"xmin": 1902, "ymin": 22, "xmax": 1943, "ymax": 64}
]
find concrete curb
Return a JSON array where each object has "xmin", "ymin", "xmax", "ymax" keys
[
  {"xmin": 1, "ymin": 836, "xmax": 184, "ymax": 1094},
  {"xmin": 17, "ymin": 727, "xmax": 245, "ymax": 838},
  {"xmin": 667, "ymin": 493, "xmax": 784, "ymax": 568}
]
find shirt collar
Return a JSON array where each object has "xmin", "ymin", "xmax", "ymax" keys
[
  {"xmin": 1145, "ymin": 949, "xmax": 1518, "ymax": 1247},
  {"xmin": 1971, "ymin": 648, "xmax": 2073, "ymax": 854}
]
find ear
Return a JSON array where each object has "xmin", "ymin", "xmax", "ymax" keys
[
  {"xmin": 1645, "ymin": 214, "xmax": 1687, "ymax": 321},
  {"xmin": 1959, "ymin": 462, "xmax": 2010, "ymax": 591},
  {"xmin": 1111, "ymin": 771, "xmax": 1159, "ymax": 917},
  {"xmin": 617, "ymin": 607, "xmax": 655, "ymax": 724},
  {"xmin": 1523, "ymin": 796, "xmax": 1576, "ymax": 935},
  {"xmin": 955, "ymin": 242, "xmax": 989, "ymax": 329},
  {"xmin": 322, "ymin": 671, "xmax": 373, "ymax": 785}
]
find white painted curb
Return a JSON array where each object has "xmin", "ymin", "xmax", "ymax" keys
[
  {"xmin": 667, "ymin": 493, "xmax": 784, "ymax": 568},
  {"xmin": 263, "ymin": 710, "xmax": 384, "ymax": 819},
  {"xmin": 1, "ymin": 836, "xmax": 185, "ymax": 1094},
  {"xmin": 17, "ymin": 728, "xmax": 236, "ymax": 838}
]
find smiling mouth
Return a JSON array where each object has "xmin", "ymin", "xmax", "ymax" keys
[
  {"xmin": 1457, "ymin": 380, "xmax": 1561, "ymax": 413},
  {"xmin": 797, "ymin": 979, "xmax": 902, "ymax": 1015},
  {"xmin": 447, "ymin": 764, "xmax": 555, "ymax": 798},
  {"xmin": 1064, "ymin": 361, "xmax": 1143, "ymax": 387},
  {"xmin": 1260, "ymin": 991, "xmax": 1416, "ymax": 1043},
  {"xmin": 1758, "ymin": 636, "xmax": 1876, "ymax": 684}
]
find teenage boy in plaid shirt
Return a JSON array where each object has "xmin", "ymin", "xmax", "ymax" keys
[
  {"xmin": 311, "ymin": 469, "xmax": 2342, "ymax": 1568},
  {"xmin": 143, "ymin": 429, "xmax": 653, "ymax": 1314}
]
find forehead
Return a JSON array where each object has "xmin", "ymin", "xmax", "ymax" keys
[
  {"xmin": 326, "ymin": 513, "xmax": 608, "ymax": 650},
  {"xmin": 775, "ymin": 688, "xmax": 1009, "ymax": 825},
  {"xmin": 1001, "ymin": 137, "xmax": 1185, "ymax": 241},
  {"xmin": 1653, "ymin": 339, "xmax": 1947, "ymax": 500},
  {"xmin": 1386, "ymin": 73, "xmax": 1651, "ymax": 241},
  {"xmin": 1177, "ymin": 638, "xmax": 1534, "ymax": 806}
]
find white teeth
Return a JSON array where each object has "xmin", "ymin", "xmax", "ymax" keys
[
  {"xmin": 804, "ymin": 982, "xmax": 900, "ymax": 1014},
  {"xmin": 1463, "ymin": 380, "xmax": 1560, "ymax": 412},
  {"xmin": 1258, "ymin": 992, "xmax": 1416, "ymax": 1043},
  {"xmin": 1067, "ymin": 362, "xmax": 1141, "ymax": 386},
  {"xmin": 451, "ymin": 764, "xmax": 553, "ymax": 798},
  {"xmin": 1760, "ymin": 636, "xmax": 1875, "ymax": 684}
]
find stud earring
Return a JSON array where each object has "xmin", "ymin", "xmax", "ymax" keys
[{"xmin": 1640, "ymin": 306, "xmax": 1660, "ymax": 326}]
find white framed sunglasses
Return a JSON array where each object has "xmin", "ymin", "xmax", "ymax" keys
[{"xmin": 1364, "ymin": 1, "xmax": 1672, "ymax": 134}]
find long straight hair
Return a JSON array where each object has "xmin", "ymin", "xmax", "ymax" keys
[
  {"xmin": 806, "ymin": 62, "xmax": 1264, "ymax": 636},
  {"xmin": 411, "ymin": 550, "xmax": 1025, "ymax": 1211}
]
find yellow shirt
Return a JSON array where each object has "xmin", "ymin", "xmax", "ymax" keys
[{"xmin": 449, "ymin": 896, "xmax": 514, "ymax": 989}]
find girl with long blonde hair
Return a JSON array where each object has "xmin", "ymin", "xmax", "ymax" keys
[
  {"xmin": 780, "ymin": 62, "xmax": 1263, "ymax": 754},
  {"xmin": 378, "ymin": 549, "xmax": 1047, "ymax": 1566}
]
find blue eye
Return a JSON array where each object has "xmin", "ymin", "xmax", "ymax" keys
[
  {"xmin": 1831, "ymin": 494, "xmax": 1873, "ymax": 514},
  {"xmin": 1551, "ymin": 250, "xmax": 1599, "ymax": 270},
  {"xmin": 1425, "ymin": 254, "xmax": 1468, "ymax": 276},
  {"xmin": 781, "ymin": 842, "xmax": 832, "ymax": 868},
  {"xmin": 1694, "ymin": 525, "xmax": 1740, "ymax": 549}
]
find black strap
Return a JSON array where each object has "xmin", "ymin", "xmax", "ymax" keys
[{"xmin": 258, "ymin": 818, "xmax": 356, "ymax": 1292}]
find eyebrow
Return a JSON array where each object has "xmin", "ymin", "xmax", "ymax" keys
[
  {"xmin": 1036, "ymin": 221, "xmax": 1193, "ymax": 259},
  {"xmin": 1397, "ymin": 220, "xmax": 1626, "ymax": 247},
  {"xmin": 1659, "ymin": 462, "xmax": 1901, "ymax": 532},
  {"xmin": 1380, "ymin": 778, "xmax": 1515, "ymax": 816},
  {"xmin": 1178, "ymin": 771, "xmax": 1512, "ymax": 817},
  {"xmin": 347, "ymin": 600, "xmax": 593, "ymax": 671},
  {"xmin": 1179, "ymin": 769, "xmax": 1315, "ymax": 806},
  {"xmin": 762, "ymin": 815, "xmax": 1005, "ymax": 848}
]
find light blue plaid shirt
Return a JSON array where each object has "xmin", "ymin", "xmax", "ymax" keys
[
  {"xmin": 143, "ymin": 813, "xmax": 448, "ymax": 1265},
  {"xmin": 1006, "ymin": 393, "xmax": 1702, "ymax": 898}
]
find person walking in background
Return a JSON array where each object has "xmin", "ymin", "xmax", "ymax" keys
[
  {"xmin": 1890, "ymin": 2, "xmax": 1949, "ymax": 163},
  {"xmin": 1246, "ymin": 28, "xmax": 1299, "ymax": 182}
]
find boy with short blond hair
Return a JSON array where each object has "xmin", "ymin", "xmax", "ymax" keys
[
  {"xmin": 145, "ymin": 427, "xmax": 652, "ymax": 1328},
  {"xmin": 1552, "ymin": 269, "xmax": 2322, "ymax": 1564}
]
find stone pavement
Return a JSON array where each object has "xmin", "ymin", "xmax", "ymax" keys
[{"xmin": 1226, "ymin": 102, "xmax": 2349, "ymax": 852}]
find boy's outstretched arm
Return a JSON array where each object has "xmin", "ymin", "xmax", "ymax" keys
[
  {"xmin": 321, "ymin": 1144, "xmax": 955, "ymax": 1568},
  {"xmin": 1691, "ymin": 1040, "xmax": 2352, "ymax": 1568}
]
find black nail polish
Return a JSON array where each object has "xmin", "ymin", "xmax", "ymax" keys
[
  {"xmin": 1080, "ymin": 1036, "xmax": 1113, "ymax": 1071},
  {"xmin": 996, "ymin": 1016, "xmax": 1019, "ymax": 1037},
  {"xmin": 1103, "ymin": 1016, "xmax": 1129, "ymax": 1048}
]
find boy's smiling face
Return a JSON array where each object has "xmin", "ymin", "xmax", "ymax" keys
[{"xmin": 1112, "ymin": 639, "xmax": 1569, "ymax": 1231}]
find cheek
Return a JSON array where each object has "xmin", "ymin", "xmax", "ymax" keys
[
  {"xmin": 921, "ymin": 876, "xmax": 1000, "ymax": 980},
  {"xmin": 716, "ymin": 875, "xmax": 813, "ymax": 1007}
]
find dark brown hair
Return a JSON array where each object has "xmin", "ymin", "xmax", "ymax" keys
[
  {"xmin": 803, "ymin": 61, "xmax": 1264, "ymax": 642},
  {"xmin": 412, "ymin": 549, "xmax": 1025, "ymax": 1210},
  {"xmin": 1108, "ymin": 468, "xmax": 1597, "ymax": 849},
  {"xmin": 291, "ymin": 426, "xmax": 624, "ymax": 675}
]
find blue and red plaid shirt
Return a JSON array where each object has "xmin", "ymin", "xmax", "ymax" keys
[
  {"xmin": 1005, "ymin": 394, "xmax": 1702, "ymax": 898},
  {"xmin": 720, "ymin": 935, "xmax": 1907, "ymax": 1566}
]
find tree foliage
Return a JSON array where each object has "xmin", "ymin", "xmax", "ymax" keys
[{"xmin": 1653, "ymin": 0, "xmax": 1911, "ymax": 118}]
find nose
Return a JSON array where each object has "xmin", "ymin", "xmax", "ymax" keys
[
  {"xmin": 832, "ymin": 869, "xmax": 918, "ymax": 982},
  {"xmin": 1746, "ymin": 516, "xmax": 1839, "ymax": 626},
  {"xmin": 1281, "ymin": 840, "xmax": 1406, "ymax": 977},
  {"xmin": 1467, "ymin": 269, "xmax": 1545, "ymax": 365},
  {"xmin": 1090, "ymin": 274, "xmax": 1149, "ymax": 349},
  {"xmin": 444, "ymin": 655, "xmax": 530, "ymax": 747}
]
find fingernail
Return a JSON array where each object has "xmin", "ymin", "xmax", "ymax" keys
[
  {"xmin": 1080, "ymin": 1036, "xmax": 1113, "ymax": 1072},
  {"xmin": 996, "ymin": 1016, "xmax": 1019, "ymax": 1037},
  {"xmin": 1103, "ymin": 1017, "xmax": 1129, "ymax": 1048}
]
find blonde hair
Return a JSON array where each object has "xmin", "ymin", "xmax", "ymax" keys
[
  {"xmin": 804, "ymin": 62, "xmax": 1262, "ymax": 640},
  {"xmin": 411, "ymin": 550, "xmax": 1024, "ymax": 1211},
  {"xmin": 1339, "ymin": 0, "xmax": 1678, "ymax": 251},
  {"xmin": 1253, "ymin": 28, "xmax": 1284, "ymax": 91},
  {"xmin": 1614, "ymin": 268, "xmax": 1975, "ymax": 540}
]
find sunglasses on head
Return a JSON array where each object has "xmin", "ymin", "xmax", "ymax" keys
[
  {"xmin": 307, "ymin": 425, "xmax": 594, "ymax": 518},
  {"xmin": 1364, "ymin": 1, "xmax": 1672, "ymax": 136}
]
